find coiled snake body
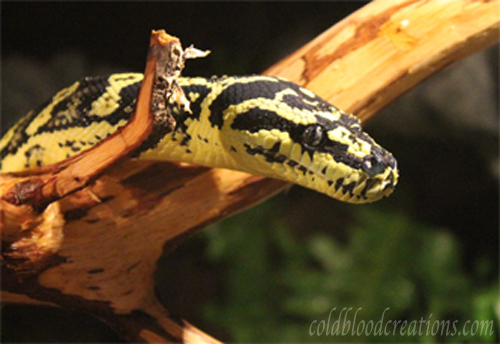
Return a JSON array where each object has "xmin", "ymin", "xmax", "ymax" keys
[{"xmin": 0, "ymin": 73, "xmax": 398, "ymax": 203}]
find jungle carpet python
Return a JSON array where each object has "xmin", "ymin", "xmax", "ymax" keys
[{"xmin": 0, "ymin": 73, "xmax": 398, "ymax": 203}]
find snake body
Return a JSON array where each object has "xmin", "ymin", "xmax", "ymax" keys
[{"xmin": 0, "ymin": 73, "xmax": 398, "ymax": 203}]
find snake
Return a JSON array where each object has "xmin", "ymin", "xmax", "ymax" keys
[{"xmin": 0, "ymin": 73, "xmax": 398, "ymax": 203}]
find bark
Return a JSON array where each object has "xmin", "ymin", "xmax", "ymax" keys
[{"xmin": 1, "ymin": 1, "xmax": 499, "ymax": 342}]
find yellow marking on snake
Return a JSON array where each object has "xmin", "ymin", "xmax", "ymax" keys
[{"xmin": 1, "ymin": 73, "xmax": 398, "ymax": 203}]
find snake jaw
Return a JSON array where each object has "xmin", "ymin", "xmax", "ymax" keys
[{"xmin": 236, "ymin": 134, "xmax": 398, "ymax": 204}]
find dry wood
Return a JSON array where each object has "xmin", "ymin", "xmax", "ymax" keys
[
  {"xmin": 1, "ymin": 30, "xmax": 187, "ymax": 271},
  {"xmin": 265, "ymin": 0, "xmax": 500, "ymax": 120},
  {"xmin": 1, "ymin": 1, "xmax": 499, "ymax": 342}
]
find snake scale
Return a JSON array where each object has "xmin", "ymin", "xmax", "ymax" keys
[{"xmin": 0, "ymin": 73, "xmax": 398, "ymax": 203}]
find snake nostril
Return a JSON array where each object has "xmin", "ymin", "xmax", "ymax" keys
[{"xmin": 362, "ymin": 154, "xmax": 385, "ymax": 177}]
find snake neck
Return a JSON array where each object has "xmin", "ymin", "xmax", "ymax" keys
[{"xmin": 136, "ymin": 77, "xmax": 239, "ymax": 170}]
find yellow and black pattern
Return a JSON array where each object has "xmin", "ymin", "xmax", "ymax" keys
[
  {"xmin": 0, "ymin": 73, "xmax": 398, "ymax": 203},
  {"xmin": 1, "ymin": 73, "xmax": 143, "ymax": 171}
]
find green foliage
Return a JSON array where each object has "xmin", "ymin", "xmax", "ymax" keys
[{"xmin": 202, "ymin": 199, "xmax": 499, "ymax": 342}]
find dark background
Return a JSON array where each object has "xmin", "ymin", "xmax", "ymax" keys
[
  {"xmin": 2, "ymin": 2, "xmax": 366, "ymax": 129},
  {"xmin": 2, "ymin": 2, "xmax": 498, "ymax": 342},
  {"xmin": 3, "ymin": 2, "xmax": 361, "ymax": 73}
]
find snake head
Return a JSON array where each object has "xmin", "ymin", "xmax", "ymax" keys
[{"xmin": 221, "ymin": 78, "xmax": 398, "ymax": 203}]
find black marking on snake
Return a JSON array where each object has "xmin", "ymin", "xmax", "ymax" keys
[
  {"xmin": 297, "ymin": 165, "xmax": 308, "ymax": 174},
  {"xmin": 244, "ymin": 143, "xmax": 287, "ymax": 164},
  {"xmin": 180, "ymin": 83, "xmax": 209, "ymax": 120},
  {"xmin": 244, "ymin": 142, "xmax": 314, "ymax": 175},
  {"xmin": 23, "ymin": 144, "xmax": 44, "ymax": 168},
  {"xmin": 1, "ymin": 76, "xmax": 142, "ymax": 166},
  {"xmin": 179, "ymin": 134, "xmax": 191, "ymax": 146},
  {"xmin": 334, "ymin": 178, "xmax": 344, "ymax": 192},
  {"xmin": 333, "ymin": 177, "xmax": 364, "ymax": 199},
  {"xmin": 360, "ymin": 179, "xmax": 376, "ymax": 199},
  {"xmin": 342, "ymin": 182, "xmax": 357, "ymax": 197},
  {"xmin": 232, "ymin": 107, "xmax": 396, "ymax": 177},
  {"xmin": 231, "ymin": 107, "xmax": 296, "ymax": 133},
  {"xmin": 196, "ymin": 134, "xmax": 209, "ymax": 143},
  {"xmin": 232, "ymin": 107, "xmax": 350, "ymax": 161},
  {"xmin": 0, "ymin": 107, "xmax": 45, "ymax": 161},
  {"xmin": 35, "ymin": 77, "xmax": 140, "ymax": 135},
  {"xmin": 245, "ymin": 141, "xmax": 337, "ymax": 179},
  {"xmin": 280, "ymin": 93, "xmax": 332, "ymax": 112},
  {"xmin": 208, "ymin": 77, "xmax": 332, "ymax": 129},
  {"xmin": 65, "ymin": 140, "xmax": 81, "ymax": 152}
]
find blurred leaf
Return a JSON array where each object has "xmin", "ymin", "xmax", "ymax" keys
[{"xmin": 202, "ymin": 202, "xmax": 497, "ymax": 342}]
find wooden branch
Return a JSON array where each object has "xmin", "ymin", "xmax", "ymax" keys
[
  {"xmin": 1, "ymin": 30, "xmax": 186, "ymax": 271},
  {"xmin": 265, "ymin": 0, "xmax": 500, "ymax": 121},
  {"xmin": 2, "ymin": 1, "xmax": 499, "ymax": 342}
]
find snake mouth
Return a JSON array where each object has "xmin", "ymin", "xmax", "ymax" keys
[
  {"xmin": 318, "ymin": 163, "xmax": 397, "ymax": 203},
  {"xmin": 316, "ymin": 167, "xmax": 397, "ymax": 203},
  {"xmin": 243, "ymin": 143, "xmax": 398, "ymax": 203},
  {"xmin": 359, "ymin": 170, "xmax": 398, "ymax": 201}
]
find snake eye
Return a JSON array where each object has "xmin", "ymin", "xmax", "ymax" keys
[{"xmin": 302, "ymin": 124, "xmax": 325, "ymax": 148}]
